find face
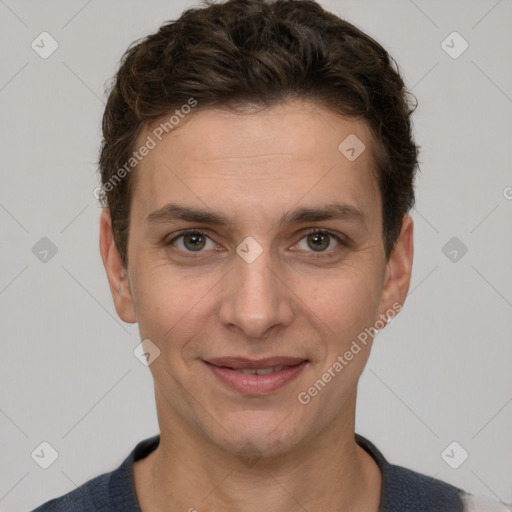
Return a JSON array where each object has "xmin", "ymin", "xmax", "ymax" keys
[{"xmin": 100, "ymin": 100, "xmax": 413, "ymax": 458}]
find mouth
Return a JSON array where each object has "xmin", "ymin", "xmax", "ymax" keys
[{"xmin": 203, "ymin": 357, "xmax": 309, "ymax": 394}]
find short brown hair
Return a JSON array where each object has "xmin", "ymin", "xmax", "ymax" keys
[{"xmin": 99, "ymin": 0, "xmax": 419, "ymax": 267}]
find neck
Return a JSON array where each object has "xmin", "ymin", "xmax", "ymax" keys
[{"xmin": 134, "ymin": 391, "xmax": 382, "ymax": 512}]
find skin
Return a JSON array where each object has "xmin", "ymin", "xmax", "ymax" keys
[{"xmin": 100, "ymin": 99, "xmax": 414, "ymax": 511}]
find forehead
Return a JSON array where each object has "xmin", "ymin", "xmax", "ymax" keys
[
  {"xmin": 131, "ymin": 100, "xmax": 381, "ymax": 230},
  {"xmin": 145, "ymin": 101, "xmax": 374, "ymax": 165}
]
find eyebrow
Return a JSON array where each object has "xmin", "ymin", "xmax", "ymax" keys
[{"xmin": 145, "ymin": 202, "xmax": 368, "ymax": 230}]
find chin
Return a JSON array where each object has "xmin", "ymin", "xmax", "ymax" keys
[{"xmin": 203, "ymin": 408, "xmax": 307, "ymax": 459}]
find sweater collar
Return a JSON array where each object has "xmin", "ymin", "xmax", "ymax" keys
[{"xmin": 110, "ymin": 432, "xmax": 462, "ymax": 512}]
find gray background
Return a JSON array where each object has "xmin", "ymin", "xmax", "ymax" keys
[{"xmin": 0, "ymin": 0, "xmax": 511, "ymax": 510}]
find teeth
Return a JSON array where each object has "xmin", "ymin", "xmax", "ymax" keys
[
  {"xmin": 233, "ymin": 365, "xmax": 286, "ymax": 375},
  {"xmin": 255, "ymin": 367, "xmax": 275, "ymax": 375}
]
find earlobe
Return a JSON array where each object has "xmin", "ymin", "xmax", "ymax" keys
[
  {"xmin": 379, "ymin": 214, "xmax": 414, "ymax": 325},
  {"xmin": 99, "ymin": 209, "xmax": 137, "ymax": 323}
]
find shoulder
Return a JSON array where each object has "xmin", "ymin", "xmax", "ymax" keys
[
  {"xmin": 383, "ymin": 463, "xmax": 511, "ymax": 512},
  {"xmin": 381, "ymin": 460, "xmax": 464, "ymax": 511},
  {"xmin": 356, "ymin": 434, "xmax": 511, "ymax": 512},
  {"xmin": 31, "ymin": 434, "xmax": 160, "ymax": 512},
  {"xmin": 30, "ymin": 472, "xmax": 113, "ymax": 511}
]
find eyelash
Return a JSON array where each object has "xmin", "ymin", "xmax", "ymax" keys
[{"xmin": 166, "ymin": 228, "xmax": 348, "ymax": 257}]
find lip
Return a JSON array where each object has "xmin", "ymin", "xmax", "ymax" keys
[
  {"xmin": 203, "ymin": 357, "xmax": 309, "ymax": 394},
  {"xmin": 205, "ymin": 356, "xmax": 307, "ymax": 369}
]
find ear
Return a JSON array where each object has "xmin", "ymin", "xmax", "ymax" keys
[
  {"xmin": 378, "ymin": 214, "xmax": 414, "ymax": 325},
  {"xmin": 99, "ymin": 209, "xmax": 137, "ymax": 323}
]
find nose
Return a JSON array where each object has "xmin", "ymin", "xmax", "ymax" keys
[{"xmin": 218, "ymin": 246, "xmax": 294, "ymax": 340}]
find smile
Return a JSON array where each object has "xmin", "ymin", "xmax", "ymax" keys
[
  {"xmin": 231, "ymin": 365, "xmax": 288, "ymax": 375},
  {"xmin": 203, "ymin": 357, "xmax": 309, "ymax": 394}
]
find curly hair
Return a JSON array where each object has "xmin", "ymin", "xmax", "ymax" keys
[{"xmin": 98, "ymin": 0, "xmax": 419, "ymax": 268}]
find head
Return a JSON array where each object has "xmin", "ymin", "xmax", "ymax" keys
[{"xmin": 99, "ymin": 0, "xmax": 417, "ymax": 458}]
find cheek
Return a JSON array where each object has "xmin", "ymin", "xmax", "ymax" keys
[
  {"xmin": 294, "ymin": 268, "xmax": 381, "ymax": 412},
  {"xmin": 299, "ymin": 263, "xmax": 382, "ymax": 342},
  {"xmin": 131, "ymin": 261, "xmax": 216, "ymax": 346}
]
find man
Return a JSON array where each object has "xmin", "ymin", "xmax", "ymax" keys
[{"xmin": 33, "ymin": 0, "xmax": 509, "ymax": 510}]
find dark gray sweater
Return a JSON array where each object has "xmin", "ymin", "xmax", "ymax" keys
[{"xmin": 31, "ymin": 434, "xmax": 509, "ymax": 511}]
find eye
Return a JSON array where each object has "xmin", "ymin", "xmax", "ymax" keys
[
  {"xmin": 166, "ymin": 228, "xmax": 347, "ymax": 257},
  {"xmin": 168, "ymin": 230, "xmax": 216, "ymax": 252},
  {"xmin": 295, "ymin": 229, "xmax": 344, "ymax": 253}
]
